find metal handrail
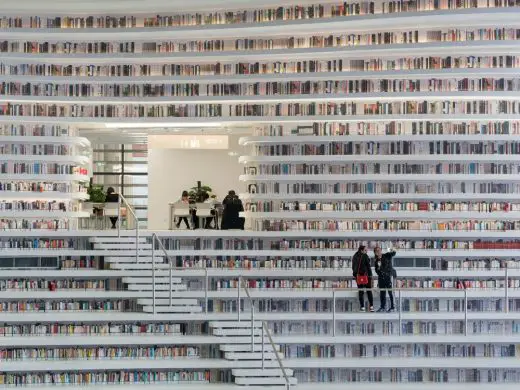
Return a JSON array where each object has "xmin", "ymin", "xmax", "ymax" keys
[
  {"xmin": 150, "ymin": 233, "xmax": 209, "ymax": 314},
  {"xmin": 239, "ymin": 276, "xmax": 291, "ymax": 390},
  {"xmin": 117, "ymin": 194, "xmax": 139, "ymax": 262}
]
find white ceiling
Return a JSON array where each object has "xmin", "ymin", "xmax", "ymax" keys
[{"xmin": 0, "ymin": 0, "xmax": 338, "ymax": 14}]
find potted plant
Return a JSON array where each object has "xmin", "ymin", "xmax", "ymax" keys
[
  {"xmin": 86, "ymin": 184, "xmax": 106, "ymax": 216},
  {"xmin": 188, "ymin": 182, "xmax": 213, "ymax": 203}
]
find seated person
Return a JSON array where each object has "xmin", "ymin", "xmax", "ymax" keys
[
  {"xmin": 175, "ymin": 190, "xmax": 191, "ymax": 229},
  {"xmin": 221, "ymin": 190, "xmax": 244, "ymax": 230},
  {"xmin": 203, "ymin": 192, "xmax": 217, "ymax": 229}
]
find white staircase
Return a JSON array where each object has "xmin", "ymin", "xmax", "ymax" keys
[
  {"xmin": 210, "ymin": 321, "xmax": 297, "ymax": 387},
  {"xmin": 89, "ymin": 236, "xmax": 202, "ymax": 313}
]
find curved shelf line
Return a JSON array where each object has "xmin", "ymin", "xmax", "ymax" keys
[
  {"xmin": 0, "ymin": 154, "xmax": 90, "ymax": 164},
  {"xmin": 3, "ymin": 67, "xmax": 520, "ymax": 85},
  {"xmin": 2, "ymin": 91, "xmax": 520, "ymax": 104},
  {"xmin": 239, "ymin": 193, "xmax": 520, "ymax": 201},
  {"xmin": 1, "ymin": 114, "xmax": 520, "ymax": 126},
  {"xmin": 239, "ymin": 173, "xmax": 520, "ymax": 182},
  {"xmin": 239, "ymin": 134, "xmax": 520, "ymax": 145},
  {"xmin": 0, "ymin": 192, "xmax": 88, "ymax": 200},
  {"xmin": 0, "ymin": 135, "xmax": 91, "ymax": 146},
  {"xmin": 240, "ymin": 210, "xmax": 520, "ymax": 220},
  {"xmin": 1, "ymin": 41, "xmax": 519, "ymax": 64},
  {"xmin": 238, "ymin": 154, "xmax": 520, "ymax": 164},
  {"xmin": 0, "ymin": 9, "xmax": 517, "ymax": 40}
]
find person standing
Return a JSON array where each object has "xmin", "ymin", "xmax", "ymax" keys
[
  {"xmin": 374, "ymin": 246, "xmax": 397, "ymax": 312},
  {"xmin": 221, "ymin": 190, "xmax": 244, "ymax": 230},
  {"xmin": 352, "ymin": 245, "xmax": 374, "ymax": 312},
  {"xmin": 105, "ymin": 187, "xmax": 119, "ymax": 229}
]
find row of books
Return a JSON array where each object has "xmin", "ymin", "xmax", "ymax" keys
[
  {"xmin": 0, "ymin": 124, "xmax": 74, "ymax": 137},
  {"xmin": 0, "ymin": 371, "xmax": 211, "ymax": 386},
  {"xmin": 281, "ymin": 343, "xmax": 520, "ymax": 358},
  {"xmin": 4, "ymin": 100, "xmax": 520, "ymax": 118},
  {"xmin": 255, "ymin": 141, "xmax": 520, "ymax": 156},
  {"xmin": 60, "ymin": 257, "xmax": 100, "ymax": 269},
  {"xmin": 0, "ymin": 279, "xmax": 120, "ymax": 291},
  {"xmin": 0, "ymin": 300, "xmax": 132, "ymax": 313},
  {"xmin": 0, "ymin": 163, "xmax": 87, "ymax": 175},
  {"xmin": 214, "ymin": 278, "xmax": 519, "ymax": 290},
  {"xmin": 3, "ymin": 28, "xmax": 520, "ymax": 55},
  {"xmin": 250, "ymin": 182, "xmax": 520, "ymax": 195},
  {"xmin": 256, "ymin": 121, "xmax": 520, "ymax": 136},
  {"xmin": 0, "ymin": 323, "xmax": 183, "ymax": 337},
  {"xmin": 0, "ymin": 144, "xmax": 73, "ymax": 156},
  {"xmin": 250, "ymin": 201, "xmax": 520, "ymax": 212},
  {"xmin": 257, "ymin": 220, "xmax": 520, "ymax": 233},
  {"xmin": 0, "ymin": 201, "xmax": 70, "ymax": 212},
  {"xmin": 178, "ymin": 257, "xmax": 515, "ymax": 270},
  {"xmin": 250, "ymin": 162, "xmax": 520, "ymax": 175},
  {"xmin": 0, "ymin": 0, "xmax": 511, "ymax": 29},
  {"xmin": 2, "ymin": 55, "xmax": 519, "ymax": 80},
  {"xmin": 5, "ymin": 78, "xmax": 520, "ymax": 98},
  {"xmin": 0, "ymin": 219, "xmax": 72, "ymax": 230},
  {"xmin": 0, "ymin": 238, "xmax": 75, "ymax": 249},
  {"xmin": 0, "ymin": 346, "xmax": 200, "ymax": 360},
  {"xmin": 0, "ymin": 181, "xmax": 87, "ymax": 193},
  {"xmin": 293, "ymin": 368, "xmax": 520, "ymax": 383}
]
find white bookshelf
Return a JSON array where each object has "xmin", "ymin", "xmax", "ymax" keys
[{"xmin": 1, "ymin": 1, "xmax": 520, "ymax": 388}]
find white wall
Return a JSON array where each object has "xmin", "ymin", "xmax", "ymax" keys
[{"xmin": 148, "ymin": 136, "xmax": 245, "ymax": 230}]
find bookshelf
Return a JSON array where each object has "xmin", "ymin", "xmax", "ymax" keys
[
  {"xmin": 1, "ymin": 1, "xmax": 520, "ymax": 388},
  {"xmin": 0, "ymin": 125, "xmax": 91, "ymax": 231}
]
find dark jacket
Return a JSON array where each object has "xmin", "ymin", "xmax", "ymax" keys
[
  {"xmin": 221, "ymin": 195, "xmax": 244, "ymax": 230},
  {"xmin": 374, "ymin": 251, "xmax": 396, "ymax": 280},
  {"xmin": 352, "ymin": 251, "xmax": 372, "ymax": 278},
  {"xmin": 105, "ymin": 193, "xmax": 119, "ymax": 203}
]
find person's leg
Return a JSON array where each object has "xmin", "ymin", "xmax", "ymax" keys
[
  {"xmin": 388, "ymin": 289, "xmax": 395, "ymax": 310},
  {"xmin": 181, "ymin": 217, "xmax": 190, "ymax": 229},
  {"xmin": 358, "ymin": 286, "xmax": 365, "ymax": 310},
  {"xmin": 378, "ymin": 289, "xmax": 387, "ymax": 311},
  {"xmin": 109, "ymin": 217, "xmax": 118, "ymax": 229},
  {"xmin": 367, "ymin": 289, "xmax": 374, "ymax": 309}
]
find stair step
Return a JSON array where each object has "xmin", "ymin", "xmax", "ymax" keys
[
  {"xmin": 94, "ymin": 243, "xmax": 153, "ymax": 249},
  {"xmin": 235, "ymin": 377, "xmax": 297, "ymax": 386},
  {"xmin": 110, "ymin": 263, "xmax": 172, "ymax": 270},
  {"xmin": 137, "ymin": 298, "xmax": 199, "ymax": 306},
  {"xmin": 220, "ymin": 344, "xmax": 279, "ymax": 352},
  {"xmin": 232, "ymin": 369, "xmax": 293, "ymax": 377},
  {"xmin": 142, "ymin": 305, "xmax": 202, "ymax": 313},
  {"xmin": 123, "ymin": 277, "xmax": 182, "ymax": 284},
  {"xmin": 90, "ymin": 237, "xmax": 148, "ymax": 243},
  {"xmin": 210, "ymin": 321, "xmax": 263, "ymax": 328},
  {"xmin": 127, "ymin": 284, "xmax": 187, "ymax": 291},
  {"xmin": 105, "ymin": 257, "xmax": 165, "ymax": 263},
  {"xmin": 213, "ymin": 329, "xmax": 264, "ymax": 337},
  {"xmin": 225, "ymin": 352, "xmax": 279, "ymax": 360}
]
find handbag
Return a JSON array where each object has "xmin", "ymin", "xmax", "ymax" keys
[{"xmin": 356, "ymin": 255, "xmax": 369, "ymax": 285}]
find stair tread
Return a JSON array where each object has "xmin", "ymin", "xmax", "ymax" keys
[
  {"xmin": 232, "ymin": 368, "xmax": 294, "ymax": 376},
  {"xmin": 142, "ymin": 306, "xmax": 203, "ymax": 313},
  {"xmin": 235, "ymin": 377, "xmax": 297, "ymax": 385},
  {"xmin": 123, "ymin": 277, "xmax": 183, "ymax": 283},
  {"xmin": 225, "ymin": 352, "xmax": 279, "ymax": 360},
  {"xmin": 210, "ymin": 321, "xmax": 263, "ymax": 328}
]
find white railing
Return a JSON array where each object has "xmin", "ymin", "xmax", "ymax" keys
[
  {"xmin": 239, "ymin": 276, "xmax": 292, "ymax": 390},
  {"xmin": 150, "ymin": 233, "xmax": 209, "ymax": 315},
  {"xmin": 117, "ymin": 193, "xmax": 139, "ymax": 261}
]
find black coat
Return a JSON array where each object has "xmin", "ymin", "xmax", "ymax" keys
[
  {"xmin": 352, "ymin": 251, "xmax": 372, "ymax": 278},
  {"xmin": 374, "ymin": 251, "xmax": 396, "ymax": 280},
  {"xmin": 221, "ymin": 195, "xmax": 244, "ymax": 230}
]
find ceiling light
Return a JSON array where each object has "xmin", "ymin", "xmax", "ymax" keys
[{"xmin": 105, "ymin": 122, "xmax": 222, "ymax": 129}]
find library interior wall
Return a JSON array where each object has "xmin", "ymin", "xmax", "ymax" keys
[{"xmin": 148, "ymin": 136, "xmax": 245, "ymax": 230}]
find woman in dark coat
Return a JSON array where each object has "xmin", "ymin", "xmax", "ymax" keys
[{"xmin": 221, "ymin": 190, "xmax": 244, "ymax": 230}]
